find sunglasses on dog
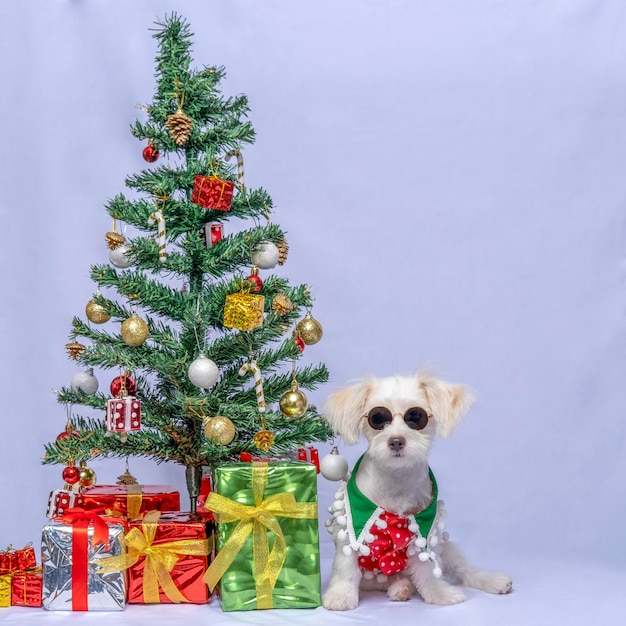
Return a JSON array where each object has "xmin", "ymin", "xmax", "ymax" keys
[{"xmin": 365, "ymin": 406, "xmax": 431, "ymax": 430}]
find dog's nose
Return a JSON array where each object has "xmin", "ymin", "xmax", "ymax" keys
[{"xmin": 388, "ymin": 437, "xmax": 405, "ymax": 452}]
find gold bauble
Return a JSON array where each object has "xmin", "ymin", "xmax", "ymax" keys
[
  {"xmin": 79, "ymin": 460, "xmax": 97, "ymax": 487},
  {"xmin": 121, "ymin": 315, "xmax": 149, "ymax": 347},
  {"xmin": 295, "ymin": 312, "xmax": 323, "ymax": 345},
  {"xmin": 204, "ymin": 416, "xmax": 236, "ymax": 445},
  {"xmin": 85, "ymin": 298, "xmax": 111, "ymax": 324},
  {"xmin": 279, "ymin": 381, "xmax": 309, "ymax": 418}
]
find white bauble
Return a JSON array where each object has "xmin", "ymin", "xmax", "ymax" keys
[
  {"xmin": 251, "ymin": 241, "xmax": 280, "ymax": 269},
  {"xmin": 109, "ymin": 244, "xmax": 133, "ymax": 268},
  {"xmin": 188, "ymin": 354, "xmax": 219, "ymax": 388},
  {"xmin": 71, "ymin": 368, "xmax": 99, "ymax": 395},
  {"xmin": 320, "ymin": 447, "xmax": 349, "ymax": 481}
]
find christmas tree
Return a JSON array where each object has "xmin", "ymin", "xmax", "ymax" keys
[{"xmin": 42, "ymin": 14, "xmax": 332, "ymax": 511}]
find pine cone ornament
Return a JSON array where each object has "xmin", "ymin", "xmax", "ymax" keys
[
  {"xmin": 277, "ymin": 238, "xmax": 289, "ymax": 265},
  {"xmin": 165, "ymin": 107, "xmax": 193, "ymax": 146},
  {"xmin": 253, "ymin": 429, "xmax": 275, "ymax": 452},
  {"xmin": 65, "ymin": 341, "xmax": 86, "ymax": 360},
  {"xmin": 272, "ymin": 294, "xmax": 293, "ymax": 316},
  {"xmin": 116, "ymin": 468, "xmax": 139, "ymax": 485}
]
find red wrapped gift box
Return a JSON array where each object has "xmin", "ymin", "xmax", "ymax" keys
[
  {"xmin": 195, "ymin": 475, "xmax": 214, "ymax": 521},
  {"xmin": 81, "ymin": 484, "xmax": 180, "ymax": 520},
  {"xmin": 11, "ymin": 568, "xmax": 42, "ymax": 607},
  {"xmin": 298, "ymin": 446, "xmax": 320, "ymax": 473},
  {"xmin": 191, "ymin": 175, "xmax": 234, "ymax": 211},
  {"xmin": 124, "ymin": 512, "xmax": 211, "ymax": 604}
]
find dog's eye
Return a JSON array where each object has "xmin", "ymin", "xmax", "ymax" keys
[
  {"xmin": 404, "ymin": 407, "xmax": 429, "ymax": 430},
  {"xmin": 367, "ymin": 407, "xmax": 391, "ymax": 430}
]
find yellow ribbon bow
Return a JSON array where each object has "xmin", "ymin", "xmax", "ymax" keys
[
  {"xmin": 97, "ymin": 510, "xmax": 210, "ymax": 604},
  {"xmin": 203, "ymin": 462, "xmax": 317, "ymax": 609}
]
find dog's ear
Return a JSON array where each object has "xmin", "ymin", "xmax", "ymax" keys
[
  {"xmin": 323, "ymin": 378, "xmax": 375, "ymax": 445},
  {"xmin": 418, "ymin": 373, "xmax": 475, "ymax": 438}
]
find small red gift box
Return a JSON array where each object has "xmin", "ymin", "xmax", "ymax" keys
[
  {"xmin": 0, "ymin": 544, "xmax": 37, "ymax": 575},
  {"xmin": 81, "ymin": 484, "xmax": 180, "ymax": 520},
  {"xmin": 11, "ymin": 568, "xmax": 42, "ymax": 607},
  {"xmin": 123, "ymin": 512, "xmax": 211, "ymax": 604},
  {"xmin": 191, "ymin": 175, "xmax": 234, "ymax": 211},
  {"xmin": 106, "ymin": 396, "xmax": 141, "ymax": 433},
  {"xmin": 298, "ymin": 446, "xmax": 320, "ymax": 473},
  {"xmin": 46, "ymin": 488, "xmax": 85, "ymax": 519},
  {"xmin": 195, "ymin": 476, "xmax": 214, "ymax": 521}
]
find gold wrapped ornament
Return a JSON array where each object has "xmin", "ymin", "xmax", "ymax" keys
[{"xmin": 223, "ymin": 292, "xmax": 265, "ymax": 331}]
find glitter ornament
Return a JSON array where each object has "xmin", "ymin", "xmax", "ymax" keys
[
  {"xmin": 320, "ymin": 446, "xmax": 349, "ymax": 481},
  {"xmin": 188, "ymin": 354, "xmax": 219, "ymax": 388},
  {"xmin": 121, "ymin": 314, "xmax": 149, "ymax": 346},
  {"xmin": 296, "ymin": 312, "xmax": 323, "ymax": 345},
  {"xmin": 109, "ymin": 243, "xmax": 133, "ymax": 268},
  {"xmin": 251, "ymin": 241, "xmax": 280, "ymax": 269},
  {"xmin": 71, "ymin": 368, "xmax": 99, "ymax": 395},
  {"xmin": 85, "ymin": 291, "xmax": 111, "ymax": 324},
  {"xmin": 272, "ymin": 294, "xmax": 293, "ymax": 316},
  {"xmin": 279, "ymin": 379, "xmax": 308, "ymax": 418},
  {"xmin": 204, "ymin": 416, "xmax": 235, "ymax": 445}
]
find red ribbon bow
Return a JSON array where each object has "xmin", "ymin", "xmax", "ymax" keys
[
  {"xmin": 357, "ymin": 512, "xmax": 414, "ymax": 576},
  {"xmin": 55, "ymin": 507, "xmax": 111, "ymax": 610}
]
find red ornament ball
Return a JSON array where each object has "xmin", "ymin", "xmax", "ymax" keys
[
  {"xmin": 247, "ymin": 274, "xmax": 263, "ymax": 293},
  {"xmin": 142, "ymin": 143, "xmax": 159, "ymax": 162},
  {"xmin": 62, "ymin": 465, "xmax": 80, "ymax": 485},
  {"xmin": 239, "ymin": 452, "xmax": 253, "ymax": 462},
  {"xmin": 110, "ymin": 375, "xmax": 137, "ymax": 398},
  {"xmin": 294, "ymin": 336, "xmax": 305, "ymax": 352},
  {"xmin": 56, "ymin": 430, "xmax": 79, "ymax": 444}
]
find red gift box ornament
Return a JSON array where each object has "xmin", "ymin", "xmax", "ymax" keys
[
  {"xmin": 106, "ymin": 395, "xmax": 141, "ymax": 440},
  {"xmin": 298, "ymin": 446, "xmax": 321, "ymax": 473},
  {"xmin": 191, "ymin": 175, "xmax": 234, "ymax": 211},
  {"xmin": 46, "ymin": 487, "xmax": 85, "ymax": 519}
]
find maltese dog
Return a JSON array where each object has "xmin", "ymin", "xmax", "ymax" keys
[{"xmin": 322, "ymin": 371, "xmax": 512, "ymax": 610}]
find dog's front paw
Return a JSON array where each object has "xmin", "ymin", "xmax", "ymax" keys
[
  {"xmin": 482, "ymin": 572, "xmax": 513, "ymax": 595},
  {"xmin": 323, "ymin": 584, "xmax": 359, "ymax": 611},
  {"xmin": 388, "ymin": 578, "xmax": 412, "ymax": 602},
  {"xmin": 419, "ymin": 579, "xmax": 466, "ymax": 606}
]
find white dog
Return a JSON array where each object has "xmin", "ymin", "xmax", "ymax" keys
[{"xmin": 322, "ymin": 372, "xmax": 512, "ymax": 611}]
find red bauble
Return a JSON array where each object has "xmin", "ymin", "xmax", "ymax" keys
[
  {"xmin": 247, "ymin": 274, "xmax": 263, "ymax": 293},
  {"xmin": 56, "ymin": 430, "xmax": 79, "ymax": 443},
  {"xmin": 294, "ymin": 336, "xmax": 306, "ymax": 352},
  {"xmin": 110, "ymin": 375, "xmax": 137, "ymax": 398},
  {"xmin": 239, "ymin": 452, "xmax": 253, "ymax": 462},
  {"xmin": 142, "ymin": 143, "xmax": 159, "ymax": 163},
  {"xmin": 62, "ymin": 465, "xmax": 80, "ymax": 485}
]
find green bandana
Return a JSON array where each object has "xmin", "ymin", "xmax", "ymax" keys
[{"xmin": 344, "ymin": 454, "xmax": 439, "ymax": 547}]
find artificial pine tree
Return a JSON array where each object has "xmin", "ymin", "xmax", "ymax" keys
[{"xmin": 43, "ymin": 14, "xmax": 332, "ymax": 511}]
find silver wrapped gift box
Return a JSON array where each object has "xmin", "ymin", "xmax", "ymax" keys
[{"xmin": 42, "ymin": 515, "xmax": 127, "ymax": 611}]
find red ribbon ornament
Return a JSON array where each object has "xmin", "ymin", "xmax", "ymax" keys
[{"xmin": 56, "ymin": 507, "xmax": 110, "ymax": 611}]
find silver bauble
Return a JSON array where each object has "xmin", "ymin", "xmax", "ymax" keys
[
  {"xmin": 251, "ymin": 241, "xmax": 280, "ymax": 270},
  {"xmin": 320, "ymin": 446, "xmax": 349, "ymax": 481},
  {"xmin": 109, "ymin": 244, "xmax": 133, "ymax": 268},
  {"xmin": 71, "ymin": 368, "xmax": 99, "ymax": 395},
  {"xmin": 188, "ymin": 354, "xmax": 219, "ymax": 389}
]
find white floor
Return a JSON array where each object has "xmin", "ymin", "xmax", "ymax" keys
[{"xmin": 2, "ymin": 554, "xmax": 624, "ymax": 625}]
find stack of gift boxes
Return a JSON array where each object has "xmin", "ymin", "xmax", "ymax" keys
[{"xmin": 3, "ymin": 453, "xmax": 322, "ymax": 612}]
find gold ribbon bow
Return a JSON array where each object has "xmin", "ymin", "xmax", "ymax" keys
[
  {"xmin": 203, "ymin": 462, "xmax": 317, "ymax": 609},
  {"xmin": 97, "ymin": 510, "xmax": 210, "ymax": 604}
]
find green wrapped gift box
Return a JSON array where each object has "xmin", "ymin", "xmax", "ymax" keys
[{"xmin": 204, "ymin": 461, "xmax": 321, "ymax": 611}]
